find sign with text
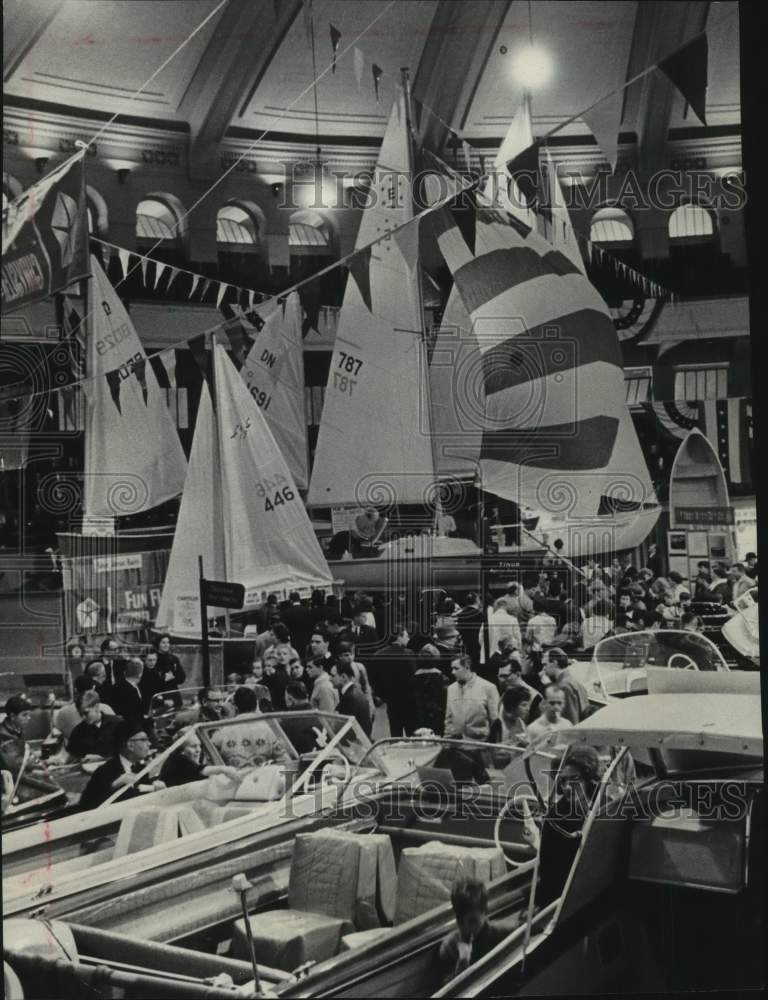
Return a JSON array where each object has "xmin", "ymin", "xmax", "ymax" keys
[
  {"xmin": 675, "ymin": 506, "xmax": 735, "ymax": 526},
  {"xmin": 202, "ymin": 578, "xmax": 245, "ymax": 610}
]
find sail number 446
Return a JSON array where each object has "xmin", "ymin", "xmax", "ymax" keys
[
  {"xmin": 255, "ymin": 473, "xmax": 295, "ymax": 512},
  {"xmin": 334, "ymin": 351, "xmax": 363, "ymax": 396}
]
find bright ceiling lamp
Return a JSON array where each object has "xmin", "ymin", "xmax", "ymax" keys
[{"xmin": 511, "ymin": 45, "xmax": 552, "ymax": 89}]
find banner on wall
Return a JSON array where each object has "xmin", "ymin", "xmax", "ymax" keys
[{"xmin": 61, "ymin": 548, "xmax": 171, "ymax": 639}]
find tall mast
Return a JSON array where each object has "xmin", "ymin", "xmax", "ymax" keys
[{"xmin": 401, "ymin": 67, "xmax": 439, "ymax": 524}]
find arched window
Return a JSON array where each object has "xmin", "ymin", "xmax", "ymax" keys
[
  {"xmin": 217, "ymin": 203, "xmax": 260, "ymax": 246},
  {"xmin": 288, "ymin": 209, "xmax": 335, "ymax": 255},
  {"xmin": 669, "ymin": 203, "xmax": 716, "ymax": 241},
  {"xmin": 136, "ymin": 196, "xmax": 182, "ymax": 244},
  {"xmin": 590, "ymin": 206, "xmax": 634, "ymax": 244}
]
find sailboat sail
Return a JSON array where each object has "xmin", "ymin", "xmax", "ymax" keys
[
  {"xmin": 84, "ymin": 256, "xmax": 187, "ymax": 517},
  {"xmin": 307, "ymin": 87, "xmax": 434, "ymax": 508},
  {"xmin": 156, "ymin": 341, "xmax": 332, "ymax": 635},
  {"xmin": 240, "ymin": 291, "xmax": 308, "ymax": 489},
  {"xmin": 430, "ymin": 202, "xmax": 658, "ymax": 537}
]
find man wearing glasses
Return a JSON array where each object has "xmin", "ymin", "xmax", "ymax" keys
[{"xmin": 79, "ymin": 721, "xmax": 165, "ymax": 811}]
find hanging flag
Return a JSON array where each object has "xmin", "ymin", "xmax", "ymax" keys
[
  {"xmin": 139, "ymin": 256, "xmax": 149, "ymax": 287},
  {"xmin": 658, "ymin": 33, "xmax": 708, "ymax": 126},
  {"xmin": 188, "ymin": 274, "xmax": 201, "ymax": 299},
  {"xmin": 117, "ymin": 248, "xmax": 131, "ymax": 281},
  {"xmin": 329, "ymin": 24, "xmax": 341, "ymax": 73},
  {"xmin": 347, "ymin": 245, "xmax": 373, "ymax": 312},
  {"xmin": 188, "ymin": 334, "xmax": 211, "ymax": 386},
  {"xmin": 508, "ymin": 140, "xmax": 541, "ymax": 210},
  {"xmin": 372, "ymin": 64, "xmax": 383, "ymax": 103},
  {"xmin": 216, "ymin": 282, "xmax": 229, "ymax": 310},
  {"xmin": 133, "ymin": 356, "xmax": 149, "ymax": 405},
  {"xmin": 1, "ymin": 150, "xmax": 89, "ymax": 314},
  {"xmin": 200, "ymin": 279, "xmax": 211, "ymax": 300},
  {"xmin": 583, "ymin": 89, "xmax": 623, "ymax": 172},
  {"xmin": 153, "ymin": 261, "xmax": 168, "ymax": 289},
  {"xmin": 166, "ymin": 267, "xmax": 179, "ymax": 292},
  {"xmin": 392, "ymin": 215, "xmax": 420, "ymax": 274},
  {"xmin": 353, "ymin": 46, "xmax": 365, "ymax": 89}
]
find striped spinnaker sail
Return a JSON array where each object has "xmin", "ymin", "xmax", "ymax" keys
[{"xmin": 430, "ymin": 201, "xmax": 658, "ymax": 538}]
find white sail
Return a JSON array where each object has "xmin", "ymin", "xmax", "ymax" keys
[
  {"xmin": 156, "ymin": 341, "xmax": 332, "ymax": 635},
  {"xmin": 240, "ymin": 291, "xmax": 308, "ymax": 488},
  {"xmin": 482, "ymin": 95, "xmax": 537, "ymax": 232},
  {"xmin": 84, "ymin": 256, "xmax": 187, "ymax": 517},
  {"xmin": 307, "ymin": 87, "xmax": 434, "ymax": 508}
]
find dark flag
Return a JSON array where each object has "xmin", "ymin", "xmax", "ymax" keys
[
  {"xmin": 658, "ymin": 33, "xmax": 708, "ymax": 126},
  {"xmin": 330, "ymin": 24, "xmax": 341, "ymax": 73},
  {"xmin": 2, "ymin": 151, "xmax": 89, "ymax": 314}
]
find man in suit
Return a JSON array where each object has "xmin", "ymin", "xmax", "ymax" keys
[
  {"xmin": 348, "ymin": 610, "xmax": 379, "ymax": 655},
  {"xmin": 281, "ymin": 592, "xmax": 314, "ymax": 655},
  {"xmin": 78, "ymin": 721, "xmax": 164, "ymax": 811},
  {"xmin": 455, "ymin": 592, "xmax": 483, "ymax": 668},
  {"xmin": 100, "ymin": 635, "xmax": 127, "ymax": 687},
  {"xmin": 109, "ymin": 657, "xmax": 149, "ymax": 730},
  {"xmin": 330, "ymin": 660, "xmax": 372, "ymax": 736},
  {"xmin": 370, "ymin": 625, "xmax": 416, "ymax": 737},
  {"xmin": 67, "ymin": 691, "xmax": 123, "ymax": 760}
]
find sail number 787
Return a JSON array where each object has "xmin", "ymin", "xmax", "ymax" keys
[{"xmin": 334, "ymin": 351, "xmax": 363, "ymax": 396}]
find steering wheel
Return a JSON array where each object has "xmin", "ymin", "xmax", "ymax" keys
[{"xmin": 667, "ymin": 653, "xmax": 698, "ymax": 671}]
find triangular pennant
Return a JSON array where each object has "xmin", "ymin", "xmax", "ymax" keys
[
  {"xmin": 392, "ymin": 215, "xmax": 420, "ymax": 273},
  {"xmin": 372, "ymin": 64, "xmax": 383, "ymax": 103},
  {"xmin": 329, "ymin": 24, "xmax": 341, "ymax": 73},
  {"xmin": 188, "ymin": 334, "xmax": 210, "ymax": 386},
  {"xmin": 348, "ymin": 245, "xmax": 373, "ymax": 312},
  {"xmin": 117, "ymin": 248, "xmax": 131, "ymax": 281},
  {"xmin": 216, "ymin": 282, "xmax": 229, "ymax": 310},
  {"xmin": 299, "ymin": 282, "xmax": 321, "ymax": 338},
  {"xmin": 508, "ymin": 140, "xmax": 541, "ymax": 210},
  {"xmin": 188, "ymin": 274, "xmax": 200, "ymax": 299},
  {"xmin": 658, "ymin": 32, "xmax": 708, "ymax": 126},
  {"xmin": 105, "ymin": 367, "xmax": 122, "ymax": 414},
  {"xmin": 153, "ymin": 261, "xmax": 168, "ymax": 289},
  {"xmin": 166, "ymin": 267, "xmax": 179, "ymax": 292},
  {"xmin": 353, "ymin": 46, "xmax": 364, "ymax": 89},
  {"xmin": 133, "ymin": 355, "xmax": 149, "ymax": 405},
  {"xmin": 200, "ymin": 279, "xmax": 211, "ymax": 300},
  {"xmin": 149, "ymin": 353, "xmax": 171, "ymax": 389},
  {"xmin": 582, "ymin": 88, "xmax": 624, "ymax": 172},
  {"xmin": 139, "ymin": 256, "xmax": 149, "ymax": 286}
]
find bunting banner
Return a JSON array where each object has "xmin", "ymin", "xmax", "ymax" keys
[
  {"xmin": 153, "ymin": 261, "xmax": 168, "ymax": 289},
  {"xmin": 2, "ymin": 151, "xmax": 89, "ymax": 314},
  {"xmin": 330, "ymin": 24, "xmax": 341, "ymax": 73},
  {"xmin": 347, "ymin": 245, "xmax": 373, "ymax": 312},
  {"xmin": 372, "ymin": 64, "xmax": 383, "ymax": 103},
  {"xmin": 215, "ymin": 282, "xmax": 229, "ymax": 309},
  {"xmin": 658, "ymin": 32, "xmax": 708, "ymax": 126},
  {"xmin": 117, "ymin": 248, "xmax": 131, "ymax": 281},
  {"xmin": 645, "ymin": 398, "xmax": 753, "ymax": 487}
]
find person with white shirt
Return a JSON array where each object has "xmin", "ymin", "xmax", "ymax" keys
[
  {"xmin": 526, "ymin": 685, "xmax": 573, "ymax": 747},
  {"xmin": 487, "ymin": 604, "xmax": 522, "ymax": 657},
  {"xmin": 444, "ymin": 655, "xmax": 499, "ymax": 741},
  {"xmin": 526, "ymin": 604, "xmax": 557, "ymax": 649}
]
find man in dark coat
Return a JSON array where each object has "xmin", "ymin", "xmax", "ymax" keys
[
  {"xmin": 109, "ymin": 658, "xmax": 149, "ymax": 730},
  {"xmin": 330, "ymin": 661, "xmax": 372, "ymax": 736},
  {"xmin": 67, "ymin": 691, "xmax": 123, "ymax": 760},
  {"xmin": 79, "ymin": 721, "xmax": 163, "ymax": 811},
  {"xmin": 281, "ymin": 592, "xmax": 314, "ymax": 656},
  {"xmin": 370, "ymin": 625, "xmax": 416, "ymax": 737},
  {"xmin": 455, "ymin": 592, "xmax": 484, "ymax": 668}
]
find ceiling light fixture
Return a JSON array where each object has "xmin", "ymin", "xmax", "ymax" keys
[{"xmin": 511, "ymin": 45, "xmax": 552, "ymax": 90}]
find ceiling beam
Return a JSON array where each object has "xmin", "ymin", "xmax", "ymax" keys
[
  {"xmin": 3, "ymin": 0, "xmax": 65, "ymax": 83},
  {"xmin": 412, "ymin": 0, "xmax": 512, "ymax": 155},
  {"xmin": 180, "ymin": 0, "xmax": 303, "ymax": 181},
  {"xmin": 625, "ymin": 0, "xmax": 710, "ymax": 178}
]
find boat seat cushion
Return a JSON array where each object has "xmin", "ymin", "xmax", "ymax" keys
[
  {"xmin": 288, "ymin": 829, "xmax": 396, "ymax": 929},
  {"xmin": 340, "ymin": 927, "xmax": 394, "ymax": 951},
  {"xmin": 394, "ymin": 843, "xmax": 506, "ymax": 924},
  {"xmin": 112, "ymin": 807, "xmax": 179, "ymax": 858},
  {"xmin": 231, "ymin": 910, "xmax": 351, "ymax": 972}
]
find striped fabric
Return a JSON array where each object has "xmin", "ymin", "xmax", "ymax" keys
[{"xmin": 431, "ymin": 203, "xmax": 654, "ymax": 519}]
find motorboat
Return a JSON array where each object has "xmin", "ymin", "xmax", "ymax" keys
[
  {"xmin": 568, "ymin": 628, "xmax": 732, "ymax": 705},
  {"xmin": 2, "ymin": 709, "xmax": 386, "ymax": 920},
  {"xmin": 2, "ymin": 733, "xmax": 551, "ymax": 994},
  {"xmin": 5, "ymin": 681, "xmax": 762, "ymax": 997}
]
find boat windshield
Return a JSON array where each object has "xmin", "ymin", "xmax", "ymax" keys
[
  {"xmin": 148, "ymin": 685, "xmax": 270, "ymax": 744},
  {"xmin": 355, "ymin": 736, "xmax": 560, "ymax": 802},
  {"xmin": 593, "ymin": 629, "xmax": 727, "ymax": 673}
]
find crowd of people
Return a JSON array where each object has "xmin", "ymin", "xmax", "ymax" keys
[{"xmin": 0, "ymin": 548, "xmax": 757, "ymax": 814}]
